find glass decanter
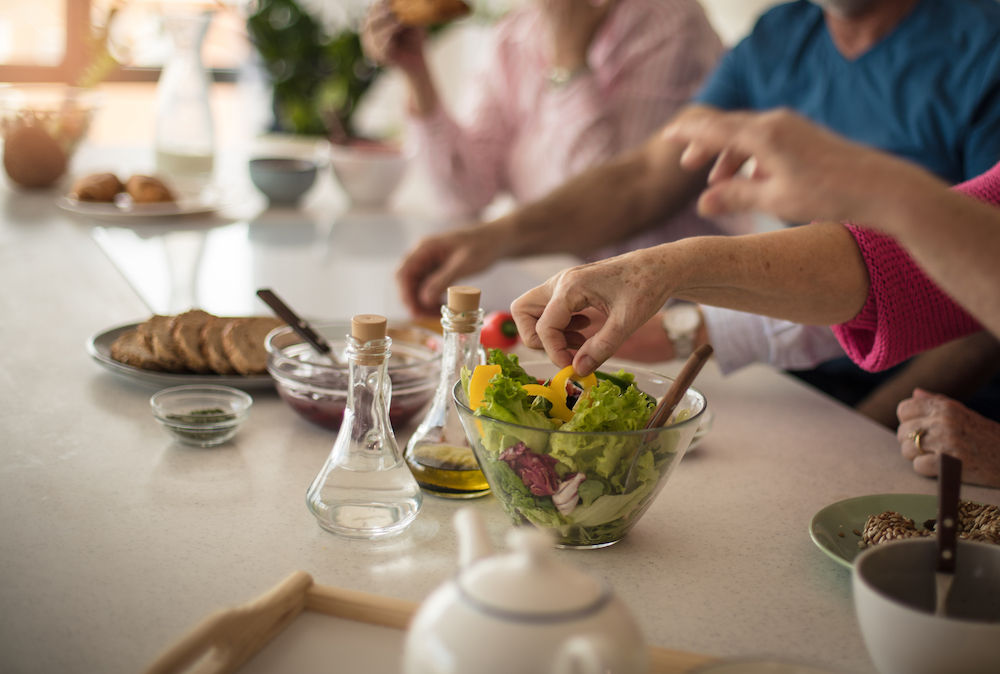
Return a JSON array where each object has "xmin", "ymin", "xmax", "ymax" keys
[
  {"xmin": 405, "ymin": 286, "xmax": 490, "ymax": 498},
  {"xmin": 155, "ymin": 9, "xmax": 215, "ymax": 189},
  {"xmin": 306, "ymin": 315, "xmax": 422, "ymax": 538}
]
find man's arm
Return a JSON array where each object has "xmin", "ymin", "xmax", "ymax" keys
[
  {"xmin": 396, "ymin": 105, "xmax": 714, "ymax": 314},
  {"xmin": 492, "ymin": 105, "xmax": 713, "ymax": 258},
  {"xmin": 856, "ymin": 332, "xmax": 1000, "ymax": 429},
  {"xmin": 668, "ymin": 108, "xmax": 1000, "ymax": 339}
]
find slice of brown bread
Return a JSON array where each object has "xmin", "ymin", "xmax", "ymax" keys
[
  {"xmin": 170, "ymin": 309, "xmax": 215, "ymax": 373},
  {"xmin": 109, "ymin": 329, "xmax": 168, "ymax": 372},
  {"xmin": 200, "ymin": 317, "xmax": 239, "ymax": 375},
  {"xmin": 137, "ymin": 315, "xmax": 187, "ymax": 372},
  {"xmin": 222, "ymin": 317, "xmax": 285, "ymax": 376}
]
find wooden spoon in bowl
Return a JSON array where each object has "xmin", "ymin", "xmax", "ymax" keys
[{"xmin": 623, "ymin": 344, "xmax": 713, "ymax": 493}]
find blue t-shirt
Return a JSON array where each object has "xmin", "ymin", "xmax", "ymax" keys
[{"xmin": 694, "ymin": 0, "xmax": 1000, "ymax": 184}]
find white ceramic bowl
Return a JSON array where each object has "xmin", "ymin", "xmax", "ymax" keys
[
  {"xmin": 853, "ymin": 538, "xmax": 1000, "ymax": 674},
  {"xmin": 329, "ymin": 142, "xmax": 409, "ymax": 208}
]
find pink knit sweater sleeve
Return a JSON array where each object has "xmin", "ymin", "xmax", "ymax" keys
[{"xmin": 831, "ymin": 161, "xmax": 1000, "ymax": 371}]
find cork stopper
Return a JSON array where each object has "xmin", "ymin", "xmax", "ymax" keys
[
  {"xmin": 352, "ymin": 314, "xmax": 387, "ymax": 342},
  {"xmin": 351, "ymin": 315, "xmax": 388, "ymax": 365},
  {"xmin": 448, "ymin": 286, "xmax": 481, "ymax": 313}
]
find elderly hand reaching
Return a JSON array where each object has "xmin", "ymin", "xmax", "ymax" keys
[
  {"xmin": 897, "ymin": 388, "xmax": 1000, "ymax": 489},
  {"xmin": 396, "ymin": 222, "xmax": 512, "ymax": 316},
  {"xmin": 662, "ymin": 108, "xmax": 943, "ymax": 229},
  {"xmin": 511, "ymin": 246, "xmax": 674, "ymax": 376}
]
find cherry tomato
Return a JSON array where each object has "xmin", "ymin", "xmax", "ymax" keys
[{"xmin": 481, "ymin": 311, "xmax": 519, "ymax": 349}]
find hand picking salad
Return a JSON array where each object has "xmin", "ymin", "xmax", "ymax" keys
[{"xmin": 458, "ymin": 349, "xmax": 697, "ymax": 547}]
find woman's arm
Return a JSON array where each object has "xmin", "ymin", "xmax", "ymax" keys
[{"xmin": 511, "ymin": 222, "xmax": 870, "ymax": 375}]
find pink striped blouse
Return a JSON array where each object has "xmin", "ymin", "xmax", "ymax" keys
[
  {"xmin": 833, "ymin": 161, "xmax": 1000, "ymax": 372},
  {"xmin": 408, "ymin": 0, "xmax": 725, "ymax": 232}
]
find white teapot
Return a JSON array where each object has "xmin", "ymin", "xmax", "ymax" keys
[{"xmin": 403, "ymin": 508, "xmax": 648, "ymax": 674}]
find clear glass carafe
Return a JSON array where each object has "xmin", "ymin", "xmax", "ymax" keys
[
  {"xmin": 405, "ymin": 286, "xmax": 490, "ymax": 498},
  {"xmin": 306, "ymin": 315, "xmax": 422, "ymax": 538},
  {"xmin": 155, "ymin": 10, "xmax": 215, "ymax": 189}
]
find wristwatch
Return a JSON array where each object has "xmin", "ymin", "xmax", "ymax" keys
[{"xmin": 663, "ymin": 303, "xmax": 701, "ymax": 360}]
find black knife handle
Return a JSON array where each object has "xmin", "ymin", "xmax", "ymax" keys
[
  {"xmin": 256, "ymin": 289, "xmax": 333, "ymax": 356},
  {"xmin": 936, "ymin": 453, "xmax": 962, "ymax": 573}
]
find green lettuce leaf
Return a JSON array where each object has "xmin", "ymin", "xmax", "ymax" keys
[
  {"xmin": 477, "ymin": 374, "xmax": 560, "ymax": 455},
  {"xmin": 563, "ymin": 449, "xmax": 658, "ymax": 527},
  {"xmin": 485, "ymin": 349, "xmax": 537, "ymax": 386},
  {"xmin": 546, "ymin": 379, "xmax": 654, "ymax": 478}
]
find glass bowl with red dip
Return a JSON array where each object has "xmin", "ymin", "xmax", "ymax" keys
[{"xmin": 265, "ymin": 320, "xmax": 442, "ymax": 431}]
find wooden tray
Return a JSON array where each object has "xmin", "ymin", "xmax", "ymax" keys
[{"xmin": 144, "ymin": 571, "xmax": 716, "ymax": 674}]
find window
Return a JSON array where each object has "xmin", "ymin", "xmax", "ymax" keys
[{"xmin": 0, "ymin": 0, "xmax": 249, "ymax": 84}]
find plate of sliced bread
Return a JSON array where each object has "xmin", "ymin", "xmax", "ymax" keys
[{"xmin": 88, "ymin": 310, "xmax": 285, "ymax": 390}]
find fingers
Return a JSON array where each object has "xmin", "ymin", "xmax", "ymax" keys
[
  {"xmin": 418, "ymin": 250, "xmax": 467, "ymax": 311},
  {"xmin": 534, "ymin": 284, "xmax": 582, "ymax": 369},
  {"xmin": 362, "ymin": 3, "xmax": 408, "ymax": 64},
  {"xmin": 911, "ymin": 452, "xmax": 939, "ymax": 478},
  {"xmin": 707, "ymin": 146, "xmax": 754, "ymax": 186},
  {"xmin": 396, "ymin": 239, "xmax": 448, "ymax": 316},
  {"xmin": 511, "ymin": 281, "xmax": 552, "ymax": 351},
  {"xmin": 896, "ymin": 389, "xmax": 940, "ymax": 423},
  {"xmin": 512, "ymin": 275, "xmax": 601, "ymax": 370},
  {"xmin": 665, "ymin": 109, "xmax": 757, "ymax": 171},
  {"xmin": 572, "ymin": 315, "xmax": 627, "ymax": 376},
  {"xmin": 897, "ymin": 421, "xmax": 928, "ymax": 461},
  {"xmin": 696, "ymin": 178, "xmax": 763, "ymax": 217}
]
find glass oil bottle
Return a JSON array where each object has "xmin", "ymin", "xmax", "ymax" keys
[
  {"xmin": 306, "ymin": 315, "xmax": 422, "ymax": 538},
  {"xmin": 405, "ymin": 286, "xmax": 491, "ymax": 498}
]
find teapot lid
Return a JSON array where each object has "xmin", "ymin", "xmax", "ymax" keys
[{"xmin": 458, "ymin": 527, "xmax": 608, "ymax": 617}]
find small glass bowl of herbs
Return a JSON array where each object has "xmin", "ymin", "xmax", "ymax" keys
[{"xmin": 150, "ymin": 385, "xmax": 252, "ymax": 447}]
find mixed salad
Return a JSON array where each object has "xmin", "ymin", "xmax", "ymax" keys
[{"xmin": 460, "ymin": 350, "xmax": 692, "ymax": 546}]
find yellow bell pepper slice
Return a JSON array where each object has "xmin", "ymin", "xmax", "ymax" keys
[
  {"xmin": 468, "ymin": 364, "xmax": 502, "ymax": 412},
  {"xmin": 549, "ymin": 365, "xmax": 597, "ymax": 408},
  {"xmin": 522, "ymin": 384, "xmax": 574, "ymax": 423}
]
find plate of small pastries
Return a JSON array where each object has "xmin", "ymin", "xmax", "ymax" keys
[
  {"xmin": 58, "ymin": 172, "xmax": 226, "ymax": 219},
  {"xmin": 87, "ymin": 310, "xmax": 286, "ymax": 390}
]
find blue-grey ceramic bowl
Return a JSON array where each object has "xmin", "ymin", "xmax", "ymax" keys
[{"xmin": 249, "ymin": 157, "xmax": 319, "ymax": 204}]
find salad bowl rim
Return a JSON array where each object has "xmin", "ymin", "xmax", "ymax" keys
[{"xmin": 450, "ymin": 365, "xmax": 707, "ymax": 436}]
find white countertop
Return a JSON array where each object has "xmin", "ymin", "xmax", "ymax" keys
[{"xmin": 2, "ymin": 143, "xmax": 996, "ymax": 674}]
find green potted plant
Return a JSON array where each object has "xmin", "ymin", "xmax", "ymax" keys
[{"xmin": 247, "ymin": 0, "xmax": 380, "ymax": 142}]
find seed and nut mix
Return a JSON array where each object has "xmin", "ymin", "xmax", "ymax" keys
[{"xmin": 858, "ymin": 500, "xmax": 999, "ymax": 550}]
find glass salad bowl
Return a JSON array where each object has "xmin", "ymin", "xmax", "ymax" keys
[{"xmin": 453, "ymin": 359, "xmax": 706, "ymax": 549}]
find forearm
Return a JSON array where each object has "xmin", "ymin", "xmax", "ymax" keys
[
  {"xmin": 857, "ymin": 331, "xmax": 1000, "ymax": 429},
  {"xmin": 404, "ymin": 62, "xmax": 441, "ymax": 119},
  {"xmin": 494, "ymin": 109, "xmax": 712, "ymax": 259},
  {"xmin": 871, "ymin": 183, "xmax": 1000, "ymax": 339},
  {"xmin": 665, "ymin": 222, "xmax": 870, "ymax": 324}
]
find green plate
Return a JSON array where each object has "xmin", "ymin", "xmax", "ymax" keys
[{"xmin": 809, "ymin": 494, "xmax": 937, "ymax": 569}]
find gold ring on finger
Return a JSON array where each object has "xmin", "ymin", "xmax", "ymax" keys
[{"xmin": 908, "ymin": 428, "xmax": 927, "ymax": 455}]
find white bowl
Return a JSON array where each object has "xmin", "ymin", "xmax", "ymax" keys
[
  {"xmin": 853, "ymin": 538, "xmax": 1000, "ymax": 674},
  {"xmin": 329, "ymin": 142, "xmax": 409, "ymax": 208}
]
